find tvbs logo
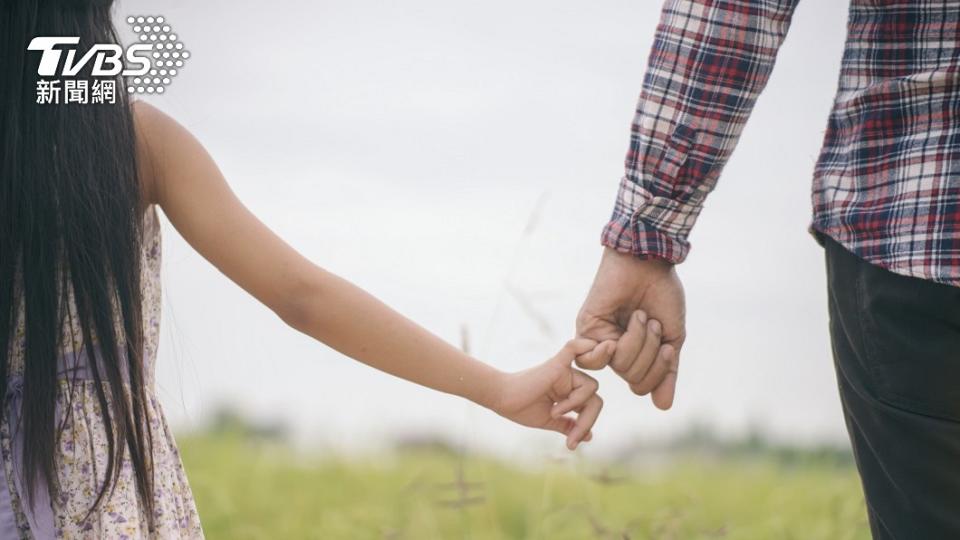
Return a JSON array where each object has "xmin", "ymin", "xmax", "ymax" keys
[
  {"xmin": 28, "ymin": 37, "xmax": 152, "ymax": 77},
  {"xmin": 28, "ymin": 15, "xmax": 189, "ymax": 104}
]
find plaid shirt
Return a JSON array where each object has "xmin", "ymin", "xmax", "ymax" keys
[{"xmin": 603, "ymin": 0, "xmax": 960, "ymax": 286}]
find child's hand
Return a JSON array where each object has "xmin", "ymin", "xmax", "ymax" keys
[{"xmin": 490, "ymin": 338, "xmax": 613, "ymax": 450}]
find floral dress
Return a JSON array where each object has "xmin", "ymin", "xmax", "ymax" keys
[{"xmin": 0, "ymin": 206, "xmax": 204, "ymax": 539}]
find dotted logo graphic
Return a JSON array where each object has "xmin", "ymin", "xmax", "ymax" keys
[{"xmin": 124, "ymin": 16, "xmax": 190, "ymax": 95}]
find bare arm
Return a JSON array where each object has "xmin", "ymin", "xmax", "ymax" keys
[{"xmin": 134, "ymin": 102, "xmax": 613, "ymax": 448}]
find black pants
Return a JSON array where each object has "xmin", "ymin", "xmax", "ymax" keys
[{"xmin": 824, "ymin": 235, "xmax": 960, "ymax": 539}]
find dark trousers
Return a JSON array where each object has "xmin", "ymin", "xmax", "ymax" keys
[{"xmin": 824, "ymin": 235, "xmax": 960, "ymax": 539}]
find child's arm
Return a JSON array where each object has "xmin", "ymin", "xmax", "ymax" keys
[{"xmin": 134, "ymin": 102, "xmax": 618, "ymax": 448}]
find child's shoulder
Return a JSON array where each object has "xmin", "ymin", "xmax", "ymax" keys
[
  {"xmin": 132, "ymin": 99, "xmax": 190, "ymax": 153},
  {"xmin": 131, "ymin": 100, "xmax": 206, "ymax": 206}
]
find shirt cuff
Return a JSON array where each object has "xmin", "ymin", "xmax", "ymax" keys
[{"xmin": 600, "ymin": 177, "xmax": 704, "ymax": 264}]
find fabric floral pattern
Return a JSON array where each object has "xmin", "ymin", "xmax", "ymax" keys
[{"xmin": 2, "ymin": 206, "xmax": 204, "ymax": 539}]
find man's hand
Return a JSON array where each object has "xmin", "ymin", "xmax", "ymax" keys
[{"xmin": 575, "ymin": 247, "xmax": 686, "ymax": 410}]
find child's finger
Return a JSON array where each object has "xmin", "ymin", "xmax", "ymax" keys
[
  {"xmin": 629, "ymin": 343, "xmax": 673, "ymax": 396},
  {"xmin": 543, "ymin": 422, "xmax": 593, "ymax": 443},
  {"xmin": 550, "ymin": 369, "xmax": 599, "ymax": 418},
  {"xmin": 573, "ymin": 340, "xmax": 616, "ymax": 370},
  {"xmin": 549, "ymin": 339, "xmax": 598, "ymax": 399},
  {"xmin": 543, "ymin": 416, "xmax": 576, "ymax": 436},
  {"xmin": 624, "ymin": 319, "xmax": 662, "ymax": 384},
  {"xmin": 610, "ymin": 310, "xmax": 647, "ymax": 374},
  {"xmin": 566, "ymin": 394, "xmax": 603, "ymax": 450},
  {"xmin": 554, "ymin": 338, "xmax": 602, "ymax": 364}
]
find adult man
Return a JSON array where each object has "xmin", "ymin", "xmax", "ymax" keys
[{"xmin": 576, "ymin": 1, "xmax": 960, "ymax": 538}]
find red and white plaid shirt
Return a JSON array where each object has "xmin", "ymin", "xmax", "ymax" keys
[{"xmin": 602, "ymin": 0, "xmax": 960, "ymax": 286}]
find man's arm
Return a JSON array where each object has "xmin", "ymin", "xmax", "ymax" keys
[
  {"xmin": 608, "ymin": 0, "xmax": 802, "ymax": 261},
  {"xmin": 578, "ymin": 0, "xmax": 802, "ymax": 408}
]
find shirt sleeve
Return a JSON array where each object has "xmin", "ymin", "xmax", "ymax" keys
[{"xmin": 602, "ymin": 0, "xmax": 802, "ymax": 263}]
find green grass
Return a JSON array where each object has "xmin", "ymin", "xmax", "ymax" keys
[{"xmin": 178, "ymin": 432, "xmax": 870, "ymax": 540}]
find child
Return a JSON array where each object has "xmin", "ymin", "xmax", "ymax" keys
[{"xmin": 0, "ymin": 2, "xmax": 665, "ymax": 537}]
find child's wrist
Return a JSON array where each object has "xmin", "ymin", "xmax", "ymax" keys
[{"xmin": 462, "ymin": 363, "xmax": 506, "ymax": 411}]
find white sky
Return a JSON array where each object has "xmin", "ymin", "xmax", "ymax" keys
[{"xmin": 118, "ymin": 0, "xmax": 853, "ymax": 458}]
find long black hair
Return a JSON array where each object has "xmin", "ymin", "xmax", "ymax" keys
[{"xmin": 0, "ymin": 0, "xmax": 155, "ymax": 529}]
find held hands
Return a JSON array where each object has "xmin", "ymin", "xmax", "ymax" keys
[
  {"xmin": 489, "ymin": 307, "xmax": 669, "ymax": 450},
  {"xmin": 486, "ymin": 246, "xmax": 684, "ymax": 451}
]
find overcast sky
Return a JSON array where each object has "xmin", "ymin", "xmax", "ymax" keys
[{"xmin": 117, "ymin": 0, "xmax": 853, "ymax": 458}]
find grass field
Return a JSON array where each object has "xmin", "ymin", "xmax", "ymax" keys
[{"xmin": 177, "ymin": 429, "xmax": 871, "ymax": 540}]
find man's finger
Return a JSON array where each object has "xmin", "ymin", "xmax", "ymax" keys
[
  {"xmin": 574, "ymin": 340, "xmax": 616, "ymax": 370},
  {"xmin": 650, "ymin": 347, "xmax": 679, "ymax": 410},
  {"xmin": 610, "ymin": 311, "xmax": 647, "ymax": 373},
  {"xmin": 629, "ymin": 342, "xmax": 672, "ymax": 395},
  {"xmin": 624, "ymin": 319, "xmax": 662, "ymax": 384}
]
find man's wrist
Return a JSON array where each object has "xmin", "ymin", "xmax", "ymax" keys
[
  {"xmin": 601, "ymin": 193, "xmax": 694, "ymax": 264},
  {"xmin": 602, "ymin": 246, "xmax": 675, "ymax": 275}
]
